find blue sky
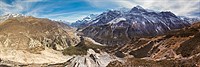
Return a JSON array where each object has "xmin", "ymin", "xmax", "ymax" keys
[{"xmin": 0, "ymin": 0, "xmax": 200, "ymax": 22}]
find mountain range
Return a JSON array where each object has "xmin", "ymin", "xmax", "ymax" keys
[
  {"xmin": 72, "ymin": 6, "xmax": 199, "ymax": 45},
  {"xmin": 0, "ymin": 5, "xmax": 200, "ymax": 67}
]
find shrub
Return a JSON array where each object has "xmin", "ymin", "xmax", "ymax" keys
[
  {"xmin": 62, "ymin": 39, "xmax": 104, "ymax": 55},
  {"xmin": 62, "ymin": 46, "xmax": 87, "ymax": 55},
  {"xmin": 115, "ymin": 51, "xmax": 125, "ymax": 58}
]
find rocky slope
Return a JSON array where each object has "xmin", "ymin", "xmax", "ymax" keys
[
  {"xmin": 0, "ymin": 15, "xmax": 119, "ymax": 67},
  {"xmin": 0, "ymin": 15, "xmax": 115, "ymax": 66},
  {"xmin": 61, "ymin": 36, "xmax": 116, "ymax": 67},
  {"xmin": 0, "ymin": 16, "xmax": 80, "ymax": 65},
  {"xmin": 106, "ymin": 22, "xmax": 200, "ymax": 67},
  {"xmin": 78, "ymin": 6, "xmax": 196, "ymax": 45},
  {"xmin": 0, "ymin": 35, "xmax": 116, "ymax": 67}
]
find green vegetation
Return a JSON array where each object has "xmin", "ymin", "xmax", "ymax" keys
[
  {"xmin": 62, "ymin": 39, "xmax": 104, "ymax": 55},
  {"xmin": 114, "ymin": 51, "xmax": 125, "ymax": 58},
  {"xmin": 62, "ymin": 46, "xmax": 87, "ymax": 55}
]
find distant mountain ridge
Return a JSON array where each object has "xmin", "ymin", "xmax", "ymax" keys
[
  {"xmin": 70, "ymin": 14, "xmax": 98, "ymax": 28},
  {"xmin": 72, "ymin": 6, "xmax": 199, "ymax": 28},
  {"xmin": 75, "ymin": 6, "xmax": 199, "ymax": 45}
]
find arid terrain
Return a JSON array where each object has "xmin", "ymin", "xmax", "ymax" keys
[{"xmin": 0, "ymin": 1, "xmax": 199, "ymax": 67}]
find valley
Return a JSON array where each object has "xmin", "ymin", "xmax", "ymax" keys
[{"xmin": 0, "ymin": 1, "xmax": 199, "ymax": 67}]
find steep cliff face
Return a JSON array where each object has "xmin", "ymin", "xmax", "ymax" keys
[
  {"xmin": 0, "ymin": 16, "xmax": 80, "ymax": 64},
  {"xmin": 80, "ymin": 6, "xmax": 192, "ymax": 45}
]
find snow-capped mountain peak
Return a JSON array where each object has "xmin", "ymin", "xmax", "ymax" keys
[
  {"xmin": 70, "ymin": 14, "xmax": 98, "ymax": 27},
  {"xmin": 135, "ymin": 5, "xmax": 145, "ymax": 10},
  {"xmin": 4, "ymin": 14, "xmax": 24, "ymax": 17},
  {"xmin": 0, "ymin": 14, "xmax": 25, "ymax": 23},
  {"xmin": 178, "ymin": 16, "xmax": 200, "ymax": 23},
  {"xmin": 71, "ymin": 6, "xmax": 199, "ymax": 29},
  {"xmin": 130, "ymin": 5, "xmax": 147, "ymax": 13}
]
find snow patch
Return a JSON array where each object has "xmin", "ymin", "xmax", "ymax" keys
[
  {"xmin": 107, "ymin": 17, "xmax": 126, "ymax": 24},
  {"xmin": 84, "ymin": 37, "xmax": 104, "ymax": 46}
]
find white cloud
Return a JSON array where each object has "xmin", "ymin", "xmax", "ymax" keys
[
  {"xmin": 0, "ymin": 0, "xmax": 199, "ymax": 22},
  {"xmin": 0, "ymin": 0, "xmax": 34, "ymax": 15},
  {"xmin": 24, "ymin": 0, "xmax": 44, "ymax": 2},
  {"xmin": 0, "ymin": 0, "xmax": 49, "ymax": 16},
  {"xmin": 0, "ymin": 0, "xmax": 95, "ymax": 22},
  {"xmin": 85, "ymin": 0, "xmax": 200, "ymax": 17}
]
